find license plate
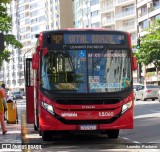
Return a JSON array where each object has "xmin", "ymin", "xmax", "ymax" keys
[{"xmin": 80, "ymin": 125, "xmax": 96, "ymax": 130}]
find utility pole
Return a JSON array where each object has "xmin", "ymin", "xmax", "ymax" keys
[
  {"xmin": 0, "ymin": 33, "xmax": 4, "ymax": 52},
  {"xmin": 136, "ymin": 0, "xmax": 142, "ymax": 83}
]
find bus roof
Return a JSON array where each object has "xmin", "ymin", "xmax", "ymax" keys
[{"xmin": 37, "ymin": 28, "xmax": 129, "ymax": 36}]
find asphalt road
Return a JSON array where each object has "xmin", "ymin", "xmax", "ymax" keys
[{"xmin": 16, "ymin": 99, "xmax": 160, "ymax": 152}]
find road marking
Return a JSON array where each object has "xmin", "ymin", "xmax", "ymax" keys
[
  {"xmin": 150, "ymin": 110, "xmax": 160, "ymax": 113},
  {"xmin": 0, "ymin": 130, "xmax": 21, "ymax": 134},
  {"xmin": 25, "ymin": 134, "xmax": 41, "ymax": 139},
  {"xmin": 132, "ymin": 141, "xmax": 140, "ymax": 143},
  {"xmin": 134, "ymin": 113, "xmax": 160, "ymax": 119}
]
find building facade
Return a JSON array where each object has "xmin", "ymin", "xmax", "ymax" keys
[
  {"xmin": 1, "ymin": 0, "xmax": 160, "ymax": 90},
  {"xmin": 137, "ymin": 0, "xmax": 160, "ymax": 84},
  {"xmin": 0, "ymin": 0, "xmax": 74, "ymax": 91}
]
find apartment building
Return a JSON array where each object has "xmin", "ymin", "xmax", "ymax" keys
[
  {"xmin": 74, "ymin": 0, "xmax": 101, "ymax": 28},
  {"xmin": 137, "ymin": 0, "xmax": 160, "ymax": 83},
  {"xmin": 74, "ymin": 0, "xmax": 137, "ymax": 82},
  {"xmin": 0, "ymin": 0, "xmax": 74, "ymax": 91},
  {"xmin": 100, "ymin": 0, "xmax": 137, "ymax": 45},
  {"xmin": 1, "ymin": 0, "xmax": 160, "ymax": 90}
]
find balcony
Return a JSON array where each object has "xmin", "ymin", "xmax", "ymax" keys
[
  {"xmin": 116, "ymin": 0, "xmax": 134, "ymax": 6},
  {"xmin": 150, "ymin": 2, "xmax": 160, "ymax": 12},
  {"xmin": 115, "ymin": 9, "xmax": 136, "ymax": 19},
  {"xmin": 101, "ymin": 4, "xmax": 114, "ymax": 13},
  {"xmin": 117, "ymin": 24, "xmax": 136, "ymax": 31},
  {"xmin": 101, "ymin": 18, "xmax": 115, "ymax": 25}
]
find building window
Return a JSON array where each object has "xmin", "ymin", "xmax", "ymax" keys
[
  {"xmin": 90, "ymin": 0, "xmax": 99, "ymax": 6},
  {"xmin": 91, "ymin": 22, "xmax": 100, "ymax": 27},
  {"xmin": 31, "ymin": 18, "xmax": 38, "ymax": 24},
  {"xmin": 39, "ymin": 16, "xmax": 45, "ymax": 22},
  {"xmin": 31, "ymin": 26, "xmax": 39, "ymax": 32},
  {"xmin": 140, "ymin": 19, "xmax": 149, "ymax": 30},
  {"xmin": 122, "ymin": 4, "xmax": 134, "ymax": 12},
  {"xmin": 31, "ymin": 10, "xmax": 38, "ymax": 17},
  {"xmin": 141, "ymin": 5, "xmax": 147, "ymax": 16},
  {"xmin": 91, "ymin": 10, "xmax": 99, "ymax": 17}
]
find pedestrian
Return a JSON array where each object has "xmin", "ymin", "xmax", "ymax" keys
[
  {"xmin": 0, "ymin": 87, "xmax": 7, "ymax": 135},
  {"xmin": 1, "ymin": 84, "xmax": 7, "ymax": 120}
]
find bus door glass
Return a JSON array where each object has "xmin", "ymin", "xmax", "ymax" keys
[{"xmin": 25, "ymin": 58, "xmax": 34, "ymax": 123}]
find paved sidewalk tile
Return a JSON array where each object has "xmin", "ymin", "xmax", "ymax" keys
[{"xmin": 0, "ymin": 122, "xmax": 21, "ymax": 143}]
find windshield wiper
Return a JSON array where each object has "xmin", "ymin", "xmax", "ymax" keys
[
  {"xmin": 93, "ymin": 44, "xmax": 110, "ymax": 67},
  {"xmin": 92, "ymin": 44, "xmax": 110, "ymax": 75}
]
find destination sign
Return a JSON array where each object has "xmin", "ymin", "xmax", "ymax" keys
[{"xmin": 50, "ymin": 33, "xmax": 125, "ymax": 45}]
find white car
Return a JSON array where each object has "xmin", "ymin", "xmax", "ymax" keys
[
  {"xmin": 133, "ymin": 83, "xmax": 143, "ymax": 99},
  {"xmin": 157, "ymin": 90, "xmax": 160, "ymax": 102},
  {"xmin": 135, "ymin": 84, "xmax": 160, "ymax": 101}
]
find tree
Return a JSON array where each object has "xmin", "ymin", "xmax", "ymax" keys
[
  {"xmin": 135, "ymin": 19, "xmax": 160, "ymax": 79},
  {"xmin": 0, "ymin": 0, "xmax": 23, "ymax": 66}
]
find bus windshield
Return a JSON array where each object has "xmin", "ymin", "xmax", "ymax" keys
[{"xmin": 41, "ymin": 48, "xmax": 131, "ymax": 93}]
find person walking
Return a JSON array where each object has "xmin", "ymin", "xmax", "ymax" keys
[
  {"xmin": 0, "ymin": 87, "xmax": 7, "ymax": 135},
  {"xmin": 1, "ymin": 84, "xmax": 7, "ymax": 120}
]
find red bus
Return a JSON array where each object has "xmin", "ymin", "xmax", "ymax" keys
[{"xmin": 25, "ymin": 29, "xmax": 137, "ymax": 141}]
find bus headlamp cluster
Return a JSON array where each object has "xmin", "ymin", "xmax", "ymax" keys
[
  {"xmin": 42, "ymin": 102, "xmax": 54, "ymax": 115},
  {"xmin": 122, "ymin": 100, "xmax": 132, "ymax": 114}
]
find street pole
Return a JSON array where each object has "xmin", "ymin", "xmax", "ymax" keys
[{"xmin": 136, "ymin": 0, "xmax": 142, "ymax": 83}]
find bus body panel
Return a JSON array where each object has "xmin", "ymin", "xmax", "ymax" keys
[
  {"xmin": 39, "ymin": 106, "xmax": 133, "ymax": 131},
  {"xmin": 25, "ymin": 29, "xmax": 135, "ymax": 138},
  {"xmin": 26, "ymin": 86, "xmax": 34, "ymax": 124},
  {"xmin": 39, "ymin": 92, "xmax": 134, "ymax": 131}
]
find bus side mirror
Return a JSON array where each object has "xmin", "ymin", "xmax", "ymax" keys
[
  {"xmin": 32, "ymin": 53, "xmax": 39, "ymax": 69},
  {"xmin": 132, "ymin": 56, "xmax": 137, "ymax": 71}
]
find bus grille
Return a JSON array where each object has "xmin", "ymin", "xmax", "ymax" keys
[
  {"xmin": 54, "ymin": 113, "xmax": 121, "ymax": 125},
  {"xmin": 55, "ymin": 98, "xmax": 121, "ymax": 105}
]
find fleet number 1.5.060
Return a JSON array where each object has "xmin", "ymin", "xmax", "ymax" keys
[{"xmin": 99, "ymin": 112, "xmax": 114, "ymax": 117}]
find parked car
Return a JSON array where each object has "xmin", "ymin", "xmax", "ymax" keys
[
  {"xmin": 157, "ymin": 90, "xmax": 160, "ymax": 102},
  {"xmin": 9, "ymin": 91, "xmax": 23, "ymax": 100},
  {"xmin": 135, "ymin": 84, "xmax": 160, "ymax": 101},
  {"xmin": 133, "ymin": 83, "xmax": 143, "ymax": 99}
]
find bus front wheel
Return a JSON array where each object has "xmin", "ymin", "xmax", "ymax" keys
[
  {"xmin": 34, "ymin": 124, "xmax": 38, "ymax": 131},
  {"xmin": 108, "ymin": 129, "xmax": 119, "ymax": 139},
  {"xmin": 42, "ymin": 131, "xmax": 52, "ymax": 141}
]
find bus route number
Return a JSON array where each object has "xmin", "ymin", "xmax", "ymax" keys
[{"xmin": 52, "ymin": 35, "xmax": 63, "ymax": 44}]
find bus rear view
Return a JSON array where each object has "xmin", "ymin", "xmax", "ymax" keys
[{"xmin": 26, "ymin": 29, "xmax": 137, "ymax": 141}]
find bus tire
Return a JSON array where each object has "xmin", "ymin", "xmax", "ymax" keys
[
  {"xmin": 34, "ymin": 124, "xmax": 38, "ymax": 131},
  {"xmin": 42, "ymin": 131, "xmax": 52, "ymax": 141},
  {"xmin": 39, "ymin": 130, "xmax": 42, "ymax": 136},
  {"xmin": 108, "ymin": 129, "xmax": 119, "ymax": 139}
]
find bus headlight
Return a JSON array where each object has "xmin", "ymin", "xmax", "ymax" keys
[
  {"xmin": 42, "ymin": 102, "xmax": 54, "ymax": 115},
  {"xmin": 122, "ymin": 101, "xmax": 132, "ymax": 114}
]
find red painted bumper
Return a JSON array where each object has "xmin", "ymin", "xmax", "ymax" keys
[{"xmin": 39, "ymin": 106, "xmax": 133, "ymax": 131}]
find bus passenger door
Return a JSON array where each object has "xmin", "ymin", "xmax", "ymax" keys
[{"xmin": 25, "ymin": 58, "xmax": 35, "ymax": 124}]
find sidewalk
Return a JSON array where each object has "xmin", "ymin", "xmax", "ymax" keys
[{"xmin": 0, "ymin": 122, "xmax": 21, "ymax": 143}]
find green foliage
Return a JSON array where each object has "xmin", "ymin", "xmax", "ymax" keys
[
  {"xmin": 146, "ymin": 72, "xmax": 155, "ymax": 77},
  {"xmin": 0, "ymin": 49, "xmax": 11, "ymax": 66},
  {"xmin": 0, "ymin": 1, "xmax": 23, "ymax": 65},
  {"xmin": 135, "ymin": 19, "xmax": 160, "ymax": 69}
]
